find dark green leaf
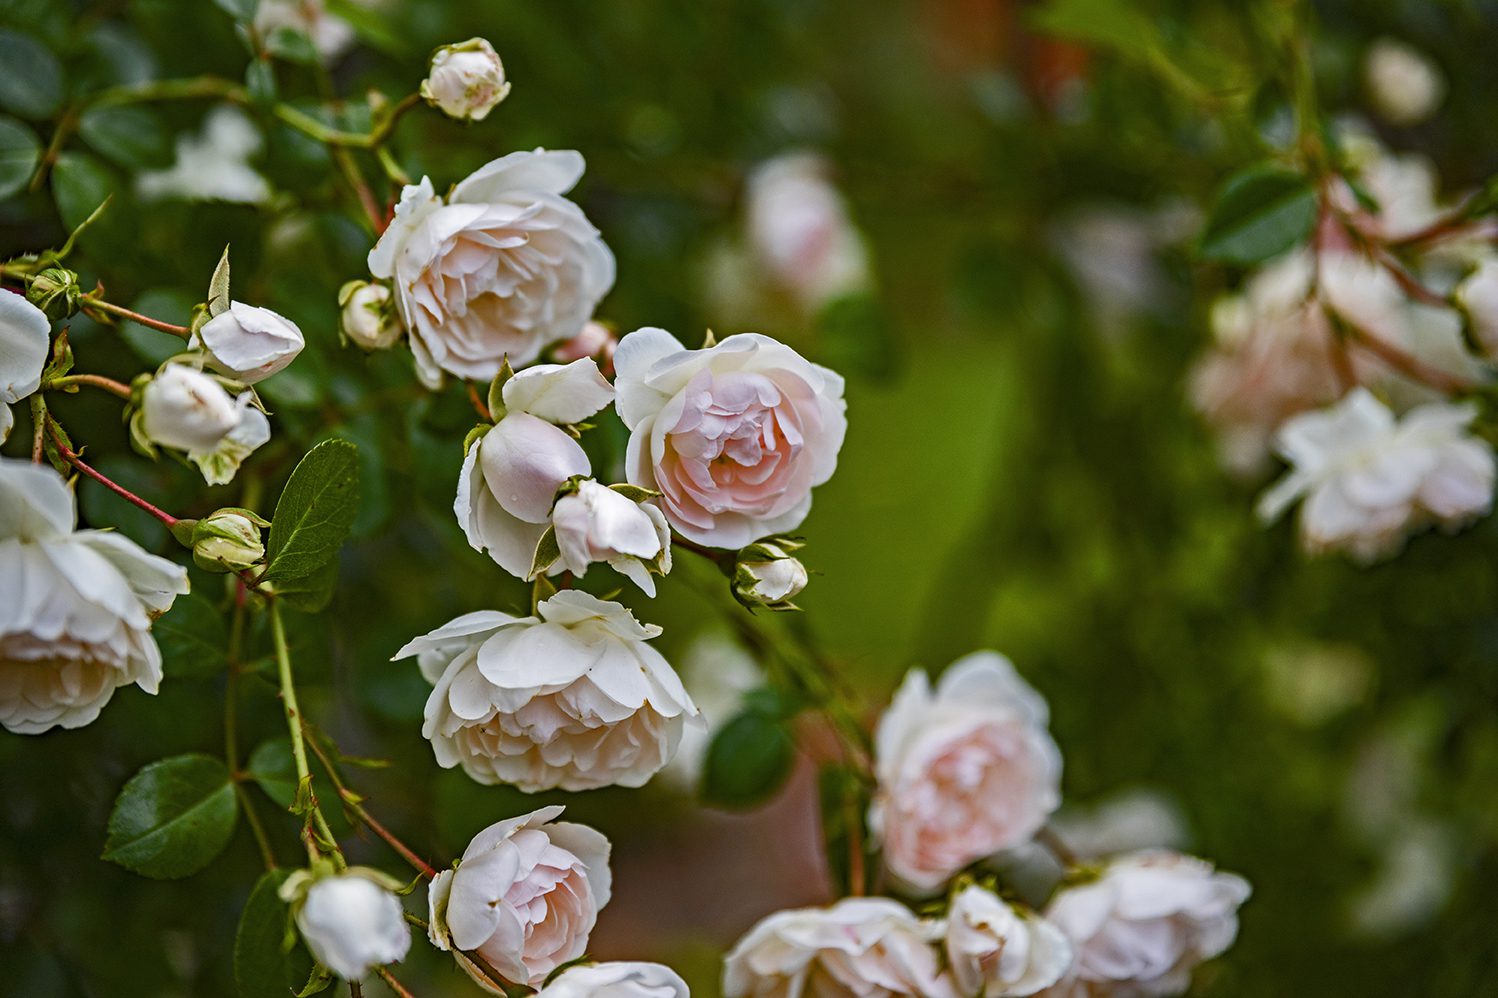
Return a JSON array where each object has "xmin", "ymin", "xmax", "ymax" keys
[
  {"xmin": 213, "ymin": 0, "xmax": 260, "ymax": 23},
  {"xmin": 51, "ymin": 153, "xmax": 115, "ymax": 231},
  {"xmin": 701, "ymin": 711, "xmax": 797, "ymax": 809},
  {"xmin": 266, "ymin": 27, "xmax": 319, "ymax": 65},
  {"xmin": 264, "ymin": 440, "xmax": 361, "ymax": 583},
  {"xmin": 1198, "ymin": 166, "xmax": 1317, "ymax": 265},
  {"xmin": 155, "ymin": 593, "xmax": 230, "ymax": 680},
  {"xmin": 0, "ymin": 115, "xmax": 40, "ymax": 200},
  {"xmin": 103, "ymin": 754, "xmax": 238, "ymax": 879},
  {"xmin": 245, "ymin": 59, "xmax": 277, "ymax": 106},
  {"xmin": 275, "ymin": 557, "xmax": 339, "ymax": 613},
  {"xmin": 234, "ymin": 868, "xmax": 311, "ymax": 998},
  {"xmin": 246, "ymin": 739, "xmax": 297, "ymax": 809},
  {"xmin": 122, "ymin": 289, "xmax": 196, "ymax": 365},
  {"xmin": 78, "ymin": 106, "xmax": 172, "ymax": 170},
  {"xmin": 0, "ymin": 30, "xmax": 63, "ymax": 118}
]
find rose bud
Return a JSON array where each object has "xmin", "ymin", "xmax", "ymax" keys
[
  {"xmin": 538, "ymin": 962, "xmax": 690, "ymax": 998},
  {"xmin": 944, "ymin": 885, "xmax": 1074, "ymax": 997},
  {"xmin": 280, "ymin": 868, "xmax": 412, "ymax": 981},
  {"xmin": 189, "ymin": 507, "xmax": 268, "ymax": 573},
  {"xmin": 550, "ymin": 479, "xmax": 671, "ymax": 595},
  {"xmin": 733, "ymin": 539, "xmax": 808, "ymax": 609},
  {"xmin": 25, "ymin": 266, "xmax": 83, "ymax": 320},
  {"xmin": 338, "ymin": 280, "xmax": 402, "ymax": 351},
  {"xmin": 421, "ymin": 37, "xmax": 511, "ymax": 122},
  {"xmin": 139, "ymin": 364, "xmax": 243, "ymax": 453},
  {"xmin": 199, "ymin": 300, "xmax": 305, "ymax": 383}
]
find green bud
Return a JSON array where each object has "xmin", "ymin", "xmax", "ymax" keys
[
  {"xmin": 27, "ymin": 267, "xmax": 84, "ymax": 320},
  {"xmin": 191, "ymin": 507, "xmax": 269, "ymax": 573}
]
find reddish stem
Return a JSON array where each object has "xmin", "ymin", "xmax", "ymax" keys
[
  {"xmin": 82, "ymin": 298, "xmax": 191, "ymax": 337},
  {"xmin": 341, "ymin": 789, "xmax": 438, "ymax": 880},
  {"xmin": 374, "ymin": 967, "xmax": 415, "ymax": 998},
  {"xmin": 48, "ymin": 422, "xmax": 179, "ymax": 527},
  {"xmin": 1348, "ymin": 322, "xmax": 1475, "ymax": 395},
  {"xmin": 45, "ymin": 373, "xmax": 133, "ymax": 400},
  {"xmin": 466, "ymin": 382, "xmax": 492, "ymax": 422}
]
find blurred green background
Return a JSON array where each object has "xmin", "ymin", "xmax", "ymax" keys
[{"xmin": 5, "ymin": 0, "xmax": 1498, "ymax": 994}]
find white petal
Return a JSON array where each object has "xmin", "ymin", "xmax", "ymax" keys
[{"xmin": 501, "ymin": 358, "xmax": 615, "ymax": 424}]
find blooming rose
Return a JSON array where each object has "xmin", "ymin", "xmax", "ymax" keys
[
  {"xmin": 199, "ymin": 300, "xmax": 304, "ymax": 383},
  {"xmin": 457, "ymin": 359, "xmax": 614, "ymax": 579},
  {"xmin": 722, "ymin": 897, "xmax": 952, "ymax": 998},
  {"xmin": 287, "ymin": 871, "xmax": 411, "ymax": 980},
  {"xmin": 0, "ymin": 459, "xmax": 188, "ymax": 734},
  {"xmin": 1257, "ymin": 387, "xmax": 1495, "ymax": 560},
  {"xmin": 537, "ymin": 962, "xmax": 690, "ymax": 998},
  {"xmin": 253, "ymin": 0, "xmax": 354, "ymax": 61},
  {"xmin": 945, "ymin": 885, "xmax": 1073, "ymax": 998},
  {"xmin": 394, "ymin": 590, "xmax": 699, "ymax": 791},
  {"xmin": 613, "ymin": 327, "xmax": 847, "ymax": 548},
  {"xmin": 137, "ymin": 106, "xmax": 271, "ymax": 205},
  {"xmin": 368, "ymin": 149, "xmax": 615, "ymax": 386},
  {"xmin": 745, "ymin": 152, "xmax": 871, "ymax": 310},
  {"xmin": 1365, "ymin": 37, "xmax": 1445, "ymax": 127},
  {"xmin": 1043, "ymin": 851, "xmax": 1250, "ymax": 997},
  {"xmin": 551, "ymin": 479, "xmax": 671, "ymax": 595},
  {"xmin": 428, "ymin": 806, "xmax": 610, "ymax": 988},
  {"xmin": 339, "ymin": 280, "xmax": 402, "ymax": 350},
  {"xmin": 0, "ymin": 291, "xmax": 49, "ymax": 443},
  {"xmin": 422, "ymin": 38, "xmax": 511, "ymax": 121},
  {"xmin": 139, "ymin": 364, "xmax": 243, "ymax": 452},
  {"xmin": 870, "ymin": 652, "xmax": 1063, "ymax": 894}
]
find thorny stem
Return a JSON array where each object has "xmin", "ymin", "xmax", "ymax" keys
[
  {"xmin": 226, "ymin": 589, "xmax": 277, "ymax": 872},
  {"xmin": 43, "ymin": 373, "xmax": 132, "ymax": 400},
  {"xmin": 374, "ymin": 967, "xmax": 416, "ymax": 998},
  {"xmin": 46, "ymin": 420, "xmax": 179, "ymax": 527},
  {"xmin": 304, "ymin": 731, "xmax": 439, "ymax": 880},
  {"xmin": 270, "ymin": 601, "xmax": 344, "ymax": 868},
  {"xmin": 28, "ymin": 396, "xmax": 46, "ymax": 463}
]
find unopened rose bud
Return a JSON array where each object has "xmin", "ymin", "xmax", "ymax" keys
[
  {"xmin": 338, "ymin": 280, "xmax": 401, "ymax": 350},
  {"xmin": 26, "ymin": 267, "xmax": 83, "ymax": 320},
  {"xmin": 552, "ymin": 321, "xmax": 617, "ymax": 367},
  {"xmin": 199, "ymin": 301, "xmax": 305, "ymax": 383},
  {"xmin": 280, "ymin": 867, "xmax": 411, "ymax": 982},
  {"xmin": 191, "ymin": 507, "xmax": 267, "ymax": 573},
  {"xmin": 550, "ymin": 479, "xmax": 670, "ymax": 595},
  {"xmin": 733, "ymin": 540, "xmax": 808, "ymax": 609},
  {"xmin": 139, "ymin": 364, "xmax": 243, "ymax": 453},
  {"xmin": 421, "ymin": 38, "xmax": 510, "ymax": 122}
]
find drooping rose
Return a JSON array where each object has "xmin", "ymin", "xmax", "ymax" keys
[
  {"xmin": 722, "ymin": 897, "xmax": 953, "ymax": 998},
  {"xmin": 869, "ymin": 652, "xmax": 1063, "ymax": 893},
  {"xmin": 199, "ymin": 300, "xmax": 304, "ymax": 383},
  {"xmin": 394, "ymin": 591, "xmax": 699, "ymax": 791},
  {"xmin": 944, "ymin": 885, "xmax": 1073, "ymax": 997},
  {"xmin": 0, "ymin": 290, "xmax": 50, "ymax": 443},
  {"xmin": 285, "ymin": 870, "xmax": 411, "ymax": 981},
  {"xmin": 0, "ymin": 459, "xmax": 188, "ymax": 734},
  {"xmin": 537, "ymin": 961, "xmax": 690, "ymax": 998},
  {"xmin": 368, "ymin": 150, "xmax": 615, "ymax": 387},
  {"xmin": 428, "ymin": 806, "xmax": 610, "ymax": 988},
  {"xmin": 550, "ymin": 479, "xmax": 671, "ymax": 595},
  {"xmin": 613, "ymin": 327, "xmax": 846, "ymax": 548},
  {"xmin": 139, "ymin": 364, "xmax": 243, "ymax": 452}
]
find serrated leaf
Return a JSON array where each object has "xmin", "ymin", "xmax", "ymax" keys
[
  {"xmin": 154, "ymin": 593, "xmax": 230, "ymax": 680},
  {"xmin": 78, "ymin": 105, "xmax": 171, "ymax": 170},
  {"xmin": 0, "ymin": 115, "xmax": 40, "ymax": 200},
  {"xmin": 208, "ymin": 245, "xmax": 232, "ymax": 318},
  {"xmin": 295, "ymin": 965, "xmax": 334, "ymax": 997},
  {"xmin": 103, "ymin": 754, "xmax": 238, "ymax": 879},
  {"xmin": 235, "ymin": 868, "xmax": 312, "ymax": 998},
  {"xmin": 0, "ymin": 30, "xmax": 63, "ymax": 119},
  {"xmin": 701, "ymin": 711, "xmax": 797, "ymax": 809},
  {"xmin": 264, "ymin": 440, "xmax": 361, "ymax": 583},
  {"xmin": 246, "ymin": 739, "xmax": 297, "ymax": 809},
  {"xmin": 1198, "ymin": 166, "xmax": 1317, "ymax": 265}
]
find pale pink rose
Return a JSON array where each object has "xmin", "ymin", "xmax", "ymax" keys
[
  {"xmin": 428, "ymin": 806, "xmax": 610, "ymax": 988},
  {"xmin": 613, "ymin": 327, "xmax": 847, "ymax": 548},
  {"xmin": 552, "ymin": 321, "xmax": 618, "ymax": 369},
  {"xmin": 945, "ymin": 885, "xmax": 1074, "ymax": 997},
  {"xmin": 722, "ymin": 897, "xmax": 954, "ymax": 998},
  {"xmin": 869, "ymin": 652, "xmax": 1062, "ymax": 893},
  {"xmin": 1042, "ymin": 851, "xmax": 1250, "ymax": 997},
  {"xmin": 745, "ymin": 152, "xmax": 871, "ymax": 310},
  {"xmin": 537, "ymin": 962, "xmax": 690, "ymax": 998}
]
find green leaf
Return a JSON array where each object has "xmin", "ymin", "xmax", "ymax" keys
[
  {"xmin": 0, "ymin": 30, "xmax": 63, "ymax": 119},
  {"xmin": 208, "ymin": 245, "xmax": 232, "ymax": 318},
  {"xmin": 78, "ymin": 105, "xmax": 171, "ymax": 170},
  {"xmin": 51, "ymin": 152, "xmax": 115, "ymax": 231},
  {"xmin": 214, "ymin": 0, "xmax": 261, "ymax": 22},
  {"xmin": 122, "ymin": 289, "xmax": 196, "ymax": 365},
  {"xmin": 154, "ymin": 593, "xmax": 230, "ymax": 680},
  {"xmin": 234, "ymin": 868, "xmax": 312, "ymax": 998},
  {"xmin": 0, "ymin": 115, "xmax": 40, "ymax": 200},
  {"xmin": 1029, "ymin": 0, "xmax": 1157, "ymax": 59},
  {"xmin": 266, "ymin": 27, "xmax": 320, "ymax": 65},
  {"xmin": 264, "ymin": 440, "xmax": 361, "ymax": 583},
  {"xmin": 701, "ymin": 710, "xmax": 797, "ymax": 809},
  {"xmin": 103, "ymin": 754, "xmax": 238, "ymax": 879},
  {"xmin": 530, "ymin": 526, "xmax": 560, "ymax": 579},
  {"xmin": 275, "ymin": 557, "xmax": 340, "ymax": 613},
  {"xmin": 1198, "ymin": 166, "xmax": 1317, "ymax": 265},
  {"xmin": 245, "ymin": 59, "xmax": 277, "ymax": 106},
  {"xmin": 246, "ymin": 739, "xmax": 297, "ymax": 809}
]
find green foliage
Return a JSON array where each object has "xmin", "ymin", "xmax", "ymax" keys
[
  {"xmin": 246, "ymin": 739, "xmax": 298, "ymax": 809},
  {"xmin": 234, "ymin": 868, "xmax": 312, "ymax": 998},
  {"xmin": 264, "ymin": 439, "xmax": 361, "ymax": 585},
  {"xmin": 0, "ymin": 116, "xmax": 40, "ymax": 200},
  {"xmin": 1198, "ymin": 165, "xmax": 1319, "ymax": 265},
  {"xmin": 103, "ymin": 754, "xmax": 239, "ymax": 879},
  {"xmin": 0, "ymin": 29, "xmax": 63, "ymax": 119},
  {"xmin": 78, "ymin": 106, "xmax": 172, "ymax": 171},
  {"xmin": 701, "ymin": 704, "xmax": 797, "ymax": 809},
  {"xmin": 153, "ymin": 593, "xmax": 230, "ymax": 680}
]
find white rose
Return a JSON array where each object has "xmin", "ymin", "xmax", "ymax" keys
[
  {"xmin": 191, "ymin": 404, "xmax": 271, "ymax": 486},
  {"xmin": 1257, "ymin": 387, "xmax": 1496, "ymax": 561},
  {"xmin": 1365, "ymin": 38, "xmax": 1445, "ymax": 127},
  {"xmin": 136, "ymin": 106, "xmax": 271, "ymax": 205},
  {"xmin": 1455, "ymin": 257, "xmax": 1498, "ymax": 356},
  {"xmin": 945, "ymin": 885, "xmax": 1073, "ymax": 998},
  {"xmin": 722, "ymin": 897, "xmax": 953, "ymax": 998},
  {"xmin": 456, "ymin": 359, "xmax": 615, "ymax": 580},
  {"xmin": 551, "ymin": 480, "xmax": 671, "ymax": 595},
  {"xmin": 0, "ymin": 290, "xmax": 50, "ymax": 442},
  {"xmin": 613, "ymin": 328, "xmax": 847, "ymax": 548},
  {"xmin": 869, "ymin": 651, "xmax": 1062, "ymax": 894},
  {"xmin": 368, "ymin": 150, "xmax": 616, "ymax": 387},
  {"xmin": 199, "ymin": 300, "xmax": 304, "ymax": 383},
  {"xmin": 0, "ymin": 459, "xmax": 188, "ymax": 734},
  {"xmin": 339, "ymin": 281, "xmax": 401, "ymax": 350},
  {"xmin": 428, "ymin": 806, "xmax": 610, "ymax": 988},
  {"xmin": 552, "ymin": 320, "xmax": 617, "ymax": 367},
  {"xmin": 422, "ymin": 38, "xmax": 511, "ymax": 122},
  {"xmin": 734, "ymin": 552, "xmax": 808, "ymax": 606},
  {"xmin": 139, "ymin": 364, "xmax": 244, "ymax": 452},
  {"xmin": 291, "ymin": 872, "xmax": 411, "ymax": 981},
  {"xmin": 537, "ymin": 961, "xmax": 690, "ymax": 998},
  {"xmin": 745, "ymin": 152, "xmax": 871, "ymax": 310},
  {"xmin": 253, "ymin": 0, "xmax": 354, "ymax": 61},
  {"xmin": 394, "ymin": 591, "xmax": 699, "ymax": 791},
  {"xmin": 1044, "ymin": 851, "xmax": 1250, "ymax": 997}
]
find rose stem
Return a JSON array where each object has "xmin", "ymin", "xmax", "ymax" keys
[
  {"xmin": 47, "ymin": 420, "xmax": 179, "ymax": 527},
  {"xmin": 303, "ymin": 729, "xmax": 439, "ymax": 880}
]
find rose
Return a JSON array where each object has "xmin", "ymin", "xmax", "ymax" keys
[
  {"xmin": 613, "ymin": 327, "xmax": 847, "ymax": 548},
  {"xmin": 1257, "ymin": 387, "xmax": 1496, "ymax": 561},
  {"xmin": 190, "ymin": 508, "xmax": 267, "ymax": 573},
  {"xmin": 199, "ymin": 300, "xmax": 304, "ymax": 383},
  {"xmin": 137, "ymin": 106, "xmax": 271, "ymax": 205},
  {"xmin": 0, "ymin": 291, "xmax": 50, "ymax": 443},
  {"xmin": 551, "ymin": 479, "xmax": 671, "ymax": 595},
  {"xmin": 537, "ymin": 962, "xmax": 690, "ymax": 998},
  {"xmin": 139, "ymin": 364, "xmax": 243, "ymax": 452},
  {"xmin": 428, "ymin": 806, "xmax": 610, "ymax": 988},
  {"xmin": 1456, "ymin": 257, "xmax": 1498, "ymax": 356},
  {"xmin": 722, "ymin": 896, "xmax": 953, "ymax": 998},
  {"xmin": 285, "ymin": 871, "xmax": 411, "ymax": 981},
  {"xmin": 0, "ymin": 459, "xmax": 188, "ymax": 734},
  {"xmin": 394, "ymin": 590, "xmax": 699, "ymax": 791},
  {"xmin": 368, "ymin": 149, "xmax": 616, "ymax": 387},
  {"xmin": 745, "ymin": 152, "xmax": 871, "ymax": 310},
  {"xmin": 552, "ymin": 320, "xmax": 618, "ymax": 368},
  {"xmin": 944, "ymin": 885, "xmax": 1073, "ymax": 998},
  {"xmin": 1365, "ymin": 37, "xmax": 1445, "ymax": 127},
  {"xmin": 253, "ymin": 0, "xmax": 353, "ymax": 61},
  {"xmin": 1043, "ymin": 851, "xmax": 1250, "ymax": 997},
  {"xmin": 869, "ymin": 651, "xmax": 1062, "ymax": 893},
  {"xmin": 732, "ymin": 540, "xmax": 808, "ymax": 608},
  {"xmin": 339, "ymin": 280, "xmax": 402, "ymax": 350},
  {"xmin": 422, "ymin": 38, "xmax": 511, "ymax": 121},
  {"xmin": 456, "ymin": 359, "xmax": 615, "ymax": 580}
]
